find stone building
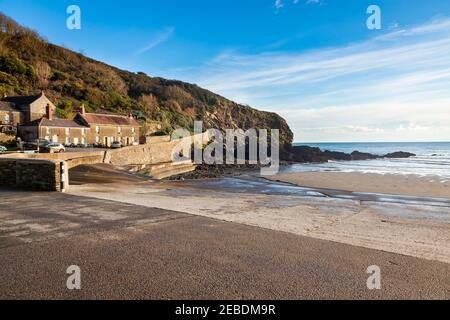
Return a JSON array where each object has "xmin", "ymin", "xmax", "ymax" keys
[
  {"xmin": 18, "ymin": 105, "xmax": 89, "ymax": 145},
  {"xmin": 2, "ymin": 92, "xmax": 141, "ymax": 146},
  {"xmin": 0, "ymin": 101, "xmax": 22, "ymax": 134},
  {"xmin": 74, "ymin": 106, "xmax": 140, "ymax": 147},
  {"xmin": 2, "ymin": 91, "xmax": 56, "ymax": 123},
  {"xmin": 18, "ymin": 104, "xmax": 141, "ymax": 147}
]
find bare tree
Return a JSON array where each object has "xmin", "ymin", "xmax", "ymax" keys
[{"xmin": 34, "ymin": 61, "xmax": 51, "ymax": 89}]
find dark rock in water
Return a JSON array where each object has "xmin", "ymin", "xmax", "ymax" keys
[
  {"xmin": 351, "ymin": 151, "xmax": 378, "ymax": 160},
  {"xmin": 291, "ymin": 146, "xmax": 351, "ymax": 162},
  {"xmin": 291, "ymin": 146, "xmax": 416, "ymax": 164},
  {"xmin": 291, "ymin": 146, "xmax": 328, "ymax": 163},
  {"xmin": 383, "ymin": 151, "xmax": 416, "ymax": 158},
  {"xmin": 324, "ymin": 150, "xmax": 352, "ymax": 161}
]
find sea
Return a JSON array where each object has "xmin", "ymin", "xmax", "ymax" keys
[{"xmin": 284, "ymin": 142, "xmax": 450, "ymax": 180}]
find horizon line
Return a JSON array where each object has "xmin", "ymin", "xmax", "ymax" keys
[{"xmin": 294, "ymin": 141, "xmax": 450, "ymax": 144}]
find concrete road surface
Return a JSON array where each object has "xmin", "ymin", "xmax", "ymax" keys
[{"xmin": 0, "ymin": 191, "xmax": 448, "ymax": 299}]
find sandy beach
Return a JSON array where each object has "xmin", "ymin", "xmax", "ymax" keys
[{"xmin": 269, "ymin": 172, "xmax": 450, "ymax": 199}]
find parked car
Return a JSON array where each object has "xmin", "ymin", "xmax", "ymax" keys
[
  {"xmin": 0, "ymin": 146, "xmax": 7, "ymax": 153},
  {"xmin": 42, "ymin": 143, "xmax": 66, "ymax": 153},
  {"xmin": 111, "ymin": 141, "xmax": 122, "ymax": 149},
  {"xmin": 22, "ymin": 140, "xmax": 50, "ymax": 151}
]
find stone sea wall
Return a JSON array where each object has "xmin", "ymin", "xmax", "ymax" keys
[
  {"xmin": 0, "ymin": 158, "xmax": 65, "ymax": 192},
  {"xmin": 106, "ymin": 133, "xmax": 210, "ymax": 166}
]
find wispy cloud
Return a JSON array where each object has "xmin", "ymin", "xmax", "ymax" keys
[
  {"xmin": 276, "ymin": 0, "xmax": 321, "ymax": 11},
  {"xmin": 185, "ymin": 18, "xmax": 450, "ymax": 141},
  {"xmin": 274, "ymin": 0, "xmax": 284, "ymax": 10},
  {"xmin": 135, "ymin": 26, "xmax": 175, "ymax": 56}
]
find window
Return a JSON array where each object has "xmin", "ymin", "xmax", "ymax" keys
[
  {"xmin": 118, "ymin": 127, "xmax": 122, "ymax": 133},
  {"xmin": 65, "ymin": 128, "xmax": 70, "ymax": 135},
  {"xmin": 95, "ymin": 136, "xmax": 100, "ymax": 143},
  {"xmin": 46, "ymin": 127, "xmax": 50, "ymax": 135},
  {"xmin": 118, "ymin": 137, "xmax": 122, "ymax": 142},
  {"xmin": 95, "ymin": 126, "xmax": 100, "ymax": 133},
  {"xmin": 132, "ymin": 127, "xmax": 135, "ymax": 134},
  {"xmin": 81, "ymin": 128, "xmax": 86, "ymax": 136},
  {"xmin": 4, "ymin": 114, "xmax": 10, "ymax": 123},
  {"xmin": 65, "ymin": 137, "xmax": 70, "ymax": 145}
]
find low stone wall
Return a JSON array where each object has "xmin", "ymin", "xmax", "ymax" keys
[
  {"xmin": 0, "ymin": 158, "xmax": 66, "ymax": 192},
  {"xmin": 1, "ymin": 151, "xmax": 105, "ymax": 161},
  {"xmin": 106, "ymin": 132, "xmax": 210, "ymax": 166},
  {"xmin": 66, "ymin": 154, "xmax": 105, "ymax": 169},
  {"xmin": 144, "ymin": 135, "xmax": 171, "ymax": 144}
]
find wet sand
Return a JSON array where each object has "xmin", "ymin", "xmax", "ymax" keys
[{"xmin": 268, "ymin": 172, "xmax": 450, "ymax": 199}]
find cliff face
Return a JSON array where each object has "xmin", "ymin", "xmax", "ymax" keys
[{"xmin": 0, "ymin": 13, "xmax": 293, "ymax": 156}]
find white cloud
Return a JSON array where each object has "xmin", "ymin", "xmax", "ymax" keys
[
  {"xmin": 274, "ymin": 0, "xmax": 284, "ymax": 10},
  {"xmin": 184, "ymin": 18, "xmax": 450, "ymax": 142},
  {"xmin": 276, "ymin": 0, "xmax": 319, "ymax": 11},
  {"xmin": 135, "ymin": 26, "xmax": 175, "ymax": 56}
]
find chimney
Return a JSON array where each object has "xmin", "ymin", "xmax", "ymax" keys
[
  {"xmin": 80, "ymin": 104, "xmax": 86, "ymax": 115},
  {"xmin": 46, "ymin": 104, "xmax": 53, "ymax": 120}
]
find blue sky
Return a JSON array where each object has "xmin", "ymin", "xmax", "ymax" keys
[{"xmin": 1, "ymin": 0, "xmax": 450, "ymax": 142}]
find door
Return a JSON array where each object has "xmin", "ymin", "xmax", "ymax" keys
[{"xmin": 104, "ymin": 137, "xmax": 112, "ymax": 147}]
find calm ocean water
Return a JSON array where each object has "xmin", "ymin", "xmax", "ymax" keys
[{"xmin": 286, "ymin": 142, "xmax": 450, "ymax": 180}]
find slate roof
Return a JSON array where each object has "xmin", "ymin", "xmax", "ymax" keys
[
  {"xmin": 23, "ymin": 117, "xmax": 88, "ymax": 128},
  {"xmin": 0, "ymin": 101, "xmax": 20, "ymax": 112},
  {"xmin": 78, "ymin": 113, "xmax": 140, "ymax": 126},
  {"xmin": 2, "ymin": 94, "xmax": 42, "ymax": 105}
]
